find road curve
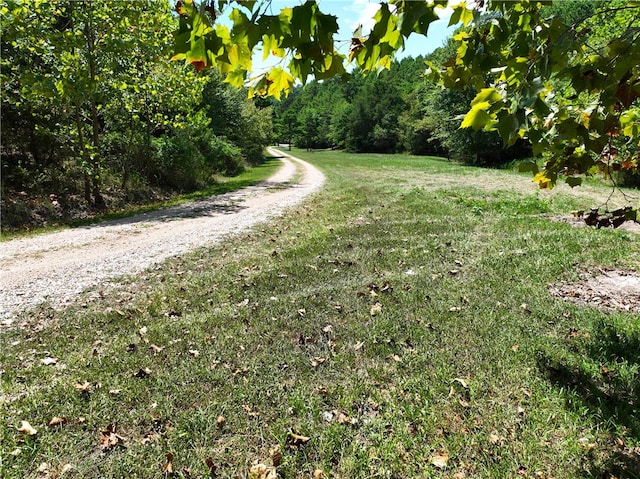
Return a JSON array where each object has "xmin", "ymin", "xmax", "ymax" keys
[{"xmin": 0, "ymin": 148, "xmax": 324, "ymax": 327}]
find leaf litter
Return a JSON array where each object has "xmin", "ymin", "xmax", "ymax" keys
[{"xmin": 550, "ymin": 267, "xmax": 640, "ymax": 313}]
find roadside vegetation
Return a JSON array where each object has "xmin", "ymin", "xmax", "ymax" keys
[{"xmin": 2, "ymin": 150, "xmax": 638, "ymax": 478}]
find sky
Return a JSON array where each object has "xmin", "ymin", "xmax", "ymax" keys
[{"xmin": 249, "ymin": 0, "xmax": 457, "ymax": 73}]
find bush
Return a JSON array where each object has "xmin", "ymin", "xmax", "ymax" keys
[
  {"xmin": 196, "ymin": 131, "xmax": 245, "ymax": 176},
  {"xmin": 150, "ymin": 136, "xmax": 205, "ymax": 192}
]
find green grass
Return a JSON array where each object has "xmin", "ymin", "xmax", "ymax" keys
[
  {"xmin": 1, "ymin": 150, "xmax": 639, "ymax": 478},
  {"xmin": 0, "ymin": 157, "xmax": 281, "ymax": 241}
]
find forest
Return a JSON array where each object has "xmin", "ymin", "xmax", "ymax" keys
[
  {"xmin": 1, "ymin": 0, "xmax": 272, "ymax": 230},
  {"xmin": 2, "ymin": 0, "xmax": 639, "ymax": 232}
]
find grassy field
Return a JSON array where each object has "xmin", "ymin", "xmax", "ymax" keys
[{"xmin": 1, "ymin": 150, "xmax": 639, "ymax": 478}]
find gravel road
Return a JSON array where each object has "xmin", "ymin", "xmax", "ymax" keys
[{"xmin": 0, "ymin": 148, "xmax": 324, "ymax": 327}]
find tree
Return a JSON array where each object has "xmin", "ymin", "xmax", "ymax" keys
[{"xmin": 174, "ymin": 0, "xmax": 639, "ymax": 187}]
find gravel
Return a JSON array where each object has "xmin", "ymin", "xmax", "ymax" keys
[{"xmin": 0, "ymin": 149, "xmax": 325, "ymax": 328}]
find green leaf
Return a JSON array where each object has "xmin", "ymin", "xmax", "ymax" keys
[{"xmin": 460, "ymin": 102, "xmax": 492, "ymax": 130}]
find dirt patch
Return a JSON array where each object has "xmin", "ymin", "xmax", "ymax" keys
[{"xmin": 550, "ymin": 268, "xmax": 640, "ymax": 313}]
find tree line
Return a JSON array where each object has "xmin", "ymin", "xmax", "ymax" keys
[{"xmin": 271, "ymin": 47, "xmax": 532, "ymax": 167}]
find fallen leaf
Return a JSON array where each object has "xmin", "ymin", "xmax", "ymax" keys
[
  {"xmin": 216, "ymin": 416, "xmax": 225, "ymax": 426},
  {"xmin": 162, "ymin": 452, "xmax": 174, "ymax": 474},
  {"xmin": 490, "ymin": 432, "xmax": 503, "ymax": 445},
  {"xmin": 449, "ymin": 306, "xmax": 461, "ymax": 312},
  {"xmin": 287, "ymin": 431, "xmax": 310, "ymax": 450},
  {"xmin": 188, "ymin": 349, "xmax": 200, "ymax": 357},
  {"xmin": 249, "ymin": 463, "xmax": 277, "ymax": 479},
  {"xmin": 204, "ymin": 458, "xmax": 217, "ymax": 476},
  {"xmin": 134, "ymin": 367, "xmax": 152, "ymax": 378},
  {"xmin": 449, "ymin": 269, "xmax": 459, "ymax": 275},
  {"xmin": 511, "ymin": 344, "xmax": 519, "ymax": 352},
  {"xmin": 322, "ymin": 411, "xmax": 334, "ymax": 422},
  {"xmin": 74, "ymin": 381, "xmax": 92, "ymax": 393},
  {"xmin": 40, "ymin": 357, "xmax": 57, "ymax": 366},
  {"xmin": 370, "ymin": 302, "xmax": 383, "ymax": 316},
  {"xmin": 452, "ymin": 378, "xmax": 469, "ymax": 389},
  {"xmin": 48, "ymin": 417, "xmax": 67, "ymax": 427},
  {"xmin": 269, "ymin": 445, "xmax": 282, "ymax": 467},
  {"xmin": 149, "ymin": 344, "xmax": 164, "ymax": 354},
  {"xmin": 313, "ymin": 470, "xmax": 325, "ymax": 478},
  {"xmin": 353, "ymin": 341, "xmax": 364, "ymax": 351},
  {"xmin": 17, "ymin": 420, "xmax": 37, "ymax": 436},
  {"xmin": 99, "ymin": 424, "xmax": 125, "ymax": 450},
  {"xmin": 310, "ymin": 357, "xmax": 327, "ymax": 368},
  {"xmin": 322, "ymin": 324, "xmax": 333, "ymax": 333},
  {"xmin": 139, "ymin": 326, "xmax": 148, "ymax": 343},
  {"xmin": 390, "ymin": 354, "xmax": 402, "ymax": 363},
  {"xmin": 431, "ymin": 450, "xmax": 449, "ymax": 469}
]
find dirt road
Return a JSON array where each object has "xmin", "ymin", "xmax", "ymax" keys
[{"xmin": 0, "ymin": 149, "xmax": 324, "ymax": 327}]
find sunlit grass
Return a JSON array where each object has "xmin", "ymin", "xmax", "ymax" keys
[{"xmin": 1, "ymin": 150, "xmax": 638, "ymax": 478}]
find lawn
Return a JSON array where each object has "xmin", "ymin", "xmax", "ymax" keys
[{"xmin": 1, "ymin": 150, "xmax": 638, "ymax": 478}]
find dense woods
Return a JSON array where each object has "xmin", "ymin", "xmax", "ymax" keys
[{"xmin": 1, "ymin": 0, "xmax": 272, "ymax": 229}]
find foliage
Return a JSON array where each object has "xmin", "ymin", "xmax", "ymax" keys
[
  {"xmin": 175, "ymin": 0, "xmax": 640, "ymax": 187},
  {"xmin": 1, "ymin": 0, "xmax": 273, "ymax": 225}
]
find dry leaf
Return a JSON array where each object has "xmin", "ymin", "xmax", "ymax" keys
[
  {"xmin": 17, "ymin": 420, "xmax": 37, "ymax": 436},
  {"xmin": 162, "ymin": 452, "xmax": 174, "ymax": 474},
  {"xmin": 353, "ymin": 341, "xmax": 364, "ymax": 351},
  {"xmin": 60, "ymin": 463, "xmax": 73, "ymax": 475},
  {"xmin": 370, "ymin": 302, "xmax": 383, "ymax": 316},
  {"xmin": 310, "ymin": 357, "xmax": 327, "ymax": 368},
  {"xmin": 216, "ymin": 416, "xmax": 225, "ymax": 426},
  {"xmin": 188, "ymin": 349, "xmax": 200, "ymax": 357},
  {"xmin": 511, "ymin": 344, "xmax": 519, "ymax": 352},
  {"xmin": 204, "ymin": 457, "xmax": 217, "ymax": 476},
  {"xmin": 287, "ymin": 431, "xmax": 310, "ymax": 450},
  {"xmin": 313, "ymin": 470, "xmax": 325, "ymax": 478},
  {"xmin": 139, "ymin": 326, "xmax": 148, "ymax": 343},
  {"xmin": 74, "ymin": 381, "xmax": 92, "ymax": 393},
  {"xmin": 322, "ymin": 324, "xmax": 333, "ymax": 333},
  {"xmin": 390, "ymin": 354, "xmax": 402, "ymax": 363},
  {"xmin": 48, "ymin": 417, "xmax": 67, "ymax": 428},
  {"xmin": 431, "ymin": 450, "xmax": 449, "ymax": 469},
  {"xmin": 249, "ymin": 463, "xmax": 277, "ymax": 479},
  {"xmin": 40, "ymin": 357, "xmax": 57, "ymax": 366},
  {"xmin": 490, "ymin": 432, "xmax": 503, "ymax": 445},
  {"xmin": 269, "ymin": 445, "xmax": 282, "ymax": 467},
  {"xmin": 99, "ymin": 424, "xmax": 125, "ymax": 450},
  {"xmin": 452, "ymin": 378, "xmax": 469, "ymax": 389},
  {"xmin": 134, "ymin": 367, "xmax": 152, "ymax": 378},
  {"xmin": 149, "ymin": 344, "xmax": 164, "ymax": 354}
]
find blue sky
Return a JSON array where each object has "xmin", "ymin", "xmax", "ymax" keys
[{"xmin": 249, "ymin": 0, "xmax": 456, "ymax": 73}]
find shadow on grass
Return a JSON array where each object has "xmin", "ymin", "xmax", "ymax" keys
[
  {"xmin": 68, "ymin": 157, "xmax": 284, "ymax": 229},
  {"xmin": 537, "ymin": 317, "xmax": 640, "ymax": 478}
]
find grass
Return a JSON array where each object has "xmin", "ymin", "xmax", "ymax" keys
[
  {"xmin": 0, "ymin": 157, "xmax": 281, "ymax": 241},
  {"xmin": 1, "ymin": 150, "xmax": 639, "ymax": 478}
]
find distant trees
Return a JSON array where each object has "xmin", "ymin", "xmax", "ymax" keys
[{"xmin": 273, "ymin": 54, "xmax": 531, "ymax": 165}]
